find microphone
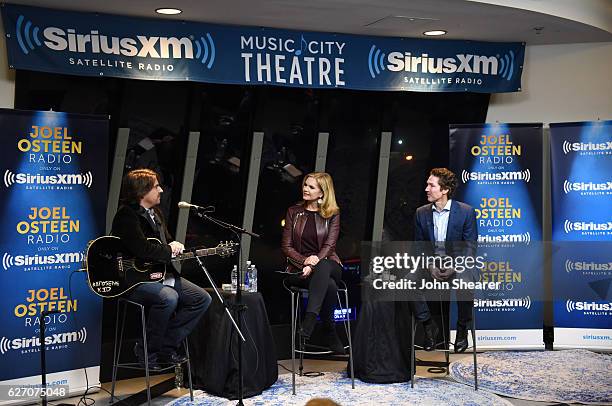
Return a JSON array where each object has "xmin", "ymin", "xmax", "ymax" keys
[{"xmin": 178, "ymin": 201, "xmax": 215, "ymax": 213}]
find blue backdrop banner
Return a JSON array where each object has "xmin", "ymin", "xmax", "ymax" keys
[
  {"xmin": 0, "ymin": 109, "xmax": 108, "ymax": 400},
  {"xmin": 449, "ymin": 123, "xmax": 544, "ymax": 349},
  {"xmin": 550, "ymin": 120, "xmax": 612, "ymax": 350},
  {"xmin": 1, "ymin": 3, "xmax": 524, "ymax": 93}
]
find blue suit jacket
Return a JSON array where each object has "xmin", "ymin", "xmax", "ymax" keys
[{"xmin": 414, "ymin": 200, "xmax": 478, "ymax": 256}]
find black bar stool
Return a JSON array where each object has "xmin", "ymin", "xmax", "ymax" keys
[
  {"xmin": 283, "ymin": 279, "xmax": 355, "ymax": 395},
  {"xmin": 410, "ymin": 296, "xmax": 478, "ymax": 390},
  {"xmin": 110, "ymin": 298, "xmax": 194, "ymax": 405}
]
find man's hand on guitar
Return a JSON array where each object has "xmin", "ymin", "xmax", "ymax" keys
[{"xmin": 169, "ymin": 241, "xmax": 185, "ymax": 257}]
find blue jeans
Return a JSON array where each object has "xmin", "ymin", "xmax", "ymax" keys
[{"xmin": 127, "ymin": 276, "xmax": 212, "ymax": 354}]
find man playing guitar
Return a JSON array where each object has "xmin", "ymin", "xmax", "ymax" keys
[{"xmin": 111, "ymin": 168, "xmax": 211, "ymax": 370}]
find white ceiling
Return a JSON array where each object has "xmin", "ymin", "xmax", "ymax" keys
[{"xmin": 6, "ymin": 0, "xmax": 612, "ymax": 45}]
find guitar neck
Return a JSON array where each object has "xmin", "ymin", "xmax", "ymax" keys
[{"xmin": 173, "ymin": 247, "xmax": 220, "ymax": 262}]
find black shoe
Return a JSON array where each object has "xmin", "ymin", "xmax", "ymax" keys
[
  {"xmin": 134, "ymin": 343, "xmax": 163, "ymax": 371},
  {"xmin": 422, "ymin": 319, "xmax": 439, "ymax": 351},
  {"xmin": 322, "ymin": 321, "xmax": 346, "ymax": 355},
  {"xmin": 454, "ymin": 325, "xmax": 469, "ymax": 353},
  {"xmin": 298, "ymin": 312, "xmax": 317, "ymax": 339},
  {"xmin": 158, "ymin": 351, "xmax": 188, "ymax": 364}
]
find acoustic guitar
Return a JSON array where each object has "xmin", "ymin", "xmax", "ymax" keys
[{"xmin": 85, "ymin": 236, "xmax": 237, "ymax": 298}]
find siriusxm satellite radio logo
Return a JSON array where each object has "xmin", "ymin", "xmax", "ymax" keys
[
  {"xmin": 13, "ymin": 14, "xmax": 216, "ymax": 68},
  {"xmin": 4, "ymin": 170, "xmax": 93, "ymax": 188},
  {"xmin": 565, "ymin": 300, "xmax": 612, "ymax": 314},
  {"xmin": 565, "ymin": 259, "xmax": 611, "ymax": 273},
  {"xmin": 367, "ymin": 45, "xmax": 516, "ymax": 80},
  {"xmin": 563, "ymin": 220, "xmax": 612, "ymax": 235},
  {"xmin": 2, "ymin": 251, "xmax": 84, "ymax": 271},
  {"xmin": 461, "ymin": 169, "xmax": 530, "ymax": 183},
  {"xmin": 562, "ymin": 140, "xmax": 612, "ymax": 155},
  {"xmin": 563, "ymin": 180, "xmax": 612, "ymax": 195},
  {"xmin": 475, "ymin": 296, "xmax": 531, "ymax": 310},
  {"xmin": 478, "ymin": 232, "xmax": 531, "ymax": 245},
  {"xmin": 0, "ymin": 328, "xmax": 87, "ymax": 354}
]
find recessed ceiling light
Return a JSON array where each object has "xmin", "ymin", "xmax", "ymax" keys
[
  {"xmin": 156, "ymin": 8, "xmax": 182, "ymax": 15},
  {"xmin": 423, "ymin": 30, "xmax": 447, "ymax": 36}
]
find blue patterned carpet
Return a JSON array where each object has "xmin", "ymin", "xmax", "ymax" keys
[
  {"xmin": 450, "ymin": 349, "xmax": 612, "ymax": 405},
  {"xmin": 167, "ymin": 372, "xmax": 512, "ymax": 406}
]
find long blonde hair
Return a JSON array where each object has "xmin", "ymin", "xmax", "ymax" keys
[{"xmin": 302, "ymin": 172, "xmax": 339, "ymax": 219}]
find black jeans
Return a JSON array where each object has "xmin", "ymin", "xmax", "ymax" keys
[
  {"xmin": 285, "ymin": 259, "xmax": 342, "ymax": 322},
  {"xmin": 127, "ymin": 276, "xmax": 212, "ymax": 354}
]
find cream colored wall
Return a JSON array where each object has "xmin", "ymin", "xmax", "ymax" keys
[{"xmin": 487, "ymin": 42, "xmax": 612, "ymax": 125}]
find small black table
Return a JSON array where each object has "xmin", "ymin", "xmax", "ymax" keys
[
  {"xmin": 188, "ymin": 289, "xmax": 278, "ymax": 399},
  {"xmin": 352, "ymin": 300, "xmax": 414, "ymax": 383},
  {"xmin": 353, "ymin": 298, "xmax": 451, "ymax": 383}
]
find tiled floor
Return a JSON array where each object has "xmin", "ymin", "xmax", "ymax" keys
[{"xmin": 54, "ymin": 352, "xmax": 556, "ymax": 406}]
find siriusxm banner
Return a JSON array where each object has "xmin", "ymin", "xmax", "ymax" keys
[
  {"xmin": 1, "ymin": 4, "xmax": 524, "ymax": 93},
  {"xmin": 550, "ymin": 121, "xmax": 612, "ymax": 349},
  {"xmin": 0, "ymin": 109, "xmax": 107, "ymax": 402},
  {"xmin": 449, "ymin": 123, "xmax": 544, "ymax": 349}
]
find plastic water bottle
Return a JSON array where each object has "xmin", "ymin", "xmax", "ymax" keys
[
  {"xmin": 242, "ymin": 261, "xmax": 251, "ymax": 292},
  {"xmin": 250, "ymin": 263, "xmax": 258, "ymax": 292},
  {"xmin": 231, "ymin": 265, "xmax": 238, "ymax": 293},
  {"xmin": 244, "ymin": 267, "xmax": 250, "ymax": 291},
  {"xmin": 246, "ymin": 264, "xmax": 254, "ymax": 293}
]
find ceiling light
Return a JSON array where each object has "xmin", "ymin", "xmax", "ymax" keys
[
  {"xmin": 156, "ymin": 8, "xmax": 182, "ymax": 15},
  {"xmin": 423, "ymin": 30, "xmax": 447, "ymax": 36}
]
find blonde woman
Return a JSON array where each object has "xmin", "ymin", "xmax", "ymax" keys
[{"xmin": 281, "ymin": 172, "xmax": 344, "ymax": 354}]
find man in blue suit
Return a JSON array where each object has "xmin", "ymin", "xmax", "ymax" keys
[{"xmin": 413, "ymin": 168, "xmax": 478, "ymax": 353}]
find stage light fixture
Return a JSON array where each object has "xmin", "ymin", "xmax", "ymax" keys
[
  {"xmin": 423, "ymin": 30, "xmax": 447, "ymax": 36},
  {"xmin": 156, "ymin": 8, "xmax": 182, "ymax": 15}
]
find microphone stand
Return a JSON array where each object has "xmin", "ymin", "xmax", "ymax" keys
[{"xmin": 191, "ymin": 209, "xmax": 259, "ymax": 406}]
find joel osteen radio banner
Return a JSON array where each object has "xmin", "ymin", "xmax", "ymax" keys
[{"xmin": 0, "ymin": 109, "xmax": 107, "ymax": 401}]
